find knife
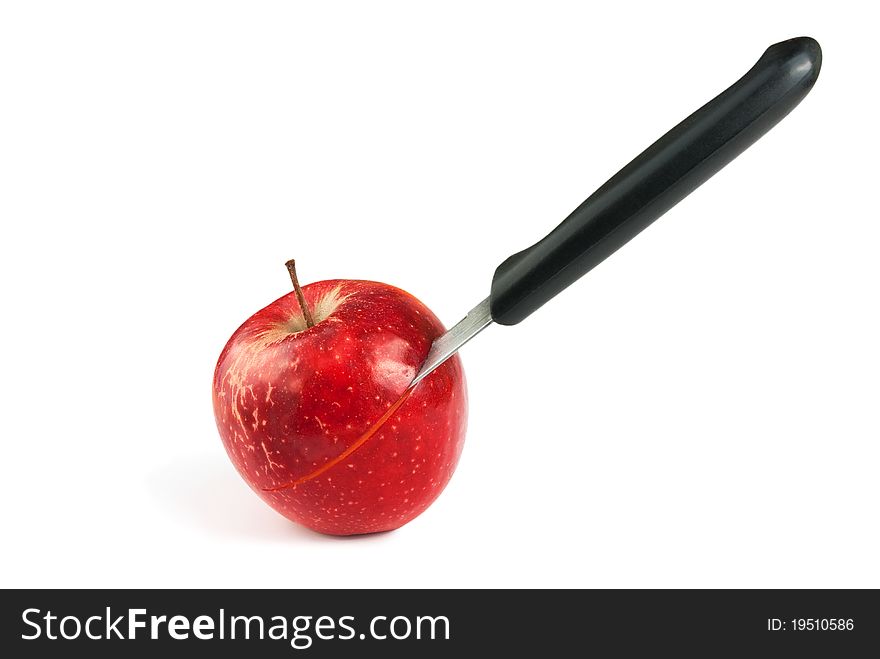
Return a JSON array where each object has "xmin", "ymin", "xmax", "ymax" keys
[{"xmin": 411, "ymin": 36, "xmax": 822, "ymax": 387}]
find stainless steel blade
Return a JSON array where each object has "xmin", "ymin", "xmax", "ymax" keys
[{"xmin": 410, "ymin": 297, "xmax": 492, "ymax": 387}]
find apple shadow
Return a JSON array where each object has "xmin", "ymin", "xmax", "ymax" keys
[{"xmin": 145, "ymin": 451, "xmax": 389, "ymax": 544}]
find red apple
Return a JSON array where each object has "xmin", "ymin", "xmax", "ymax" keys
[{"xmin": 212, "ymin": 271, "xmax": 467, "ymax": 535}]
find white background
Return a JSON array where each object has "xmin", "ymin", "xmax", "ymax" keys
[{"xmin": 2, "ymin": 1, "xmax": 878, "ymax": 589}]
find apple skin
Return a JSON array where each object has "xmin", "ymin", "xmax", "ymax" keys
[{"xmin": 212, "ymin": 279, "xmax": 467, "ymax": 535}]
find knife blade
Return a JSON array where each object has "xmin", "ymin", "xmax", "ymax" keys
[{"xmin": 411, "ymin": 298, "xmax": 492, "ymax": 387}]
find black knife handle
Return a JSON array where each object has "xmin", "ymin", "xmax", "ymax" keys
[{"xmin": 489, "ymin": 36, "xmax": 821, "ymax": 325}]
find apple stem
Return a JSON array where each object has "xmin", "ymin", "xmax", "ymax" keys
[{"xmin": 285, "ymin": 259, "xmax": 315, "ymax": 328}]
